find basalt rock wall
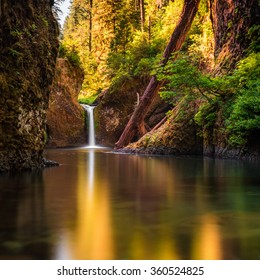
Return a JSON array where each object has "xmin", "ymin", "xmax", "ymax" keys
[
  {"xmin": 0, "ymin": 0, "xmax": 59, "ymax": 171},
  {"xmin": 95, "ymin": 78, "xmax": 170, "ymax": 147},
  {"xmin": 46, "ymin": 58, "xmax": 86, "ymax": 147},
  {"xmin": 210, "ymin": 0, "xmax": 259, "ymax": 73},
  {"xmin": 121, "ymin": 98, "xmax": 203, "ymax": 155}
]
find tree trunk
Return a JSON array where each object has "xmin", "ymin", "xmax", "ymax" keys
[
  {"xmin": 210, "ymin": 0, "xmax": 260, "ymax": 73},
  {"xmin": 140, "ymin": 0, "xmax": 145, "ymax": 32},
  {"xmin": 115, "ymin": 0, "xmax": 201, "ymax": 149},
  {"xmin": 89, "ymin": 0, "xmax": 93, "ymax": 52},
  {"xmin": 148, "ymin": 16, "xmax": 151, "ymax": 42}
]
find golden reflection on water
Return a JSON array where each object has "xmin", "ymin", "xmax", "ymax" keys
[
  {"xmin": 69, "ymin": 150, "xmax": 114, "ymax": 259},
  {"xmin": 41, "ymin": 149, "xmax": 260, "ymax": 260},
  {"xmin": 55, "ymin": 151, "xmax": 183, "ymax": 260},
  {"xmin": 1, "ymin": 149, "xmax": 260, "ymax": 259},
  {"xmin": 192, "ymin": 214, "xmax": 222, "ymax": 260}
]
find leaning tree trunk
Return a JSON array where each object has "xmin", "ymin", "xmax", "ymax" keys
[{"xmin": 115, "ymin": 0, "xmax": 201, "ymax": 149}]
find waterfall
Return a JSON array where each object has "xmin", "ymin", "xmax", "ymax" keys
[{"xmin": 81, "ymin": 104, "xmax": 96, "ymax": 147}]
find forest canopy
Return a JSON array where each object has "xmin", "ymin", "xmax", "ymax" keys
[
  {"xmin": 61, "ymin": 0, "xmax": 213, "ymax": 97},
  {"xmin": 60, "ymin": 0, "xmax": 260, "ymax": 152}
]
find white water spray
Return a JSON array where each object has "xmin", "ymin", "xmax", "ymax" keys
[{"xmin": 81, "ymin": 104, "xmax": 96, "ymax": 147}]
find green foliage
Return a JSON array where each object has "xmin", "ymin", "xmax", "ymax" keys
[
  {"xmin": 185, "ymin": 0, "xmax": 214, "ymax": 69},
  {"xmin": 194, "ymin": 101, "xmax": 218, "ymax": 129},
  {"xmin": 61, "ymin": 0, "xmax": 217, "ymax": 98},
  {"xmin": 58, "ymin": 43, "xmax": 81, "ymax": 67},
  {"xmin": 158, "ymin": 52, "xmax": 260, "ymax": 147},
  {"xmin": 60, "ymin": 0, "xmax": 260, "ymax": 151},
  {"xmin": 134, "ymin": 58, "xmax": 155, "ymax": 76},
  {"xmin": 225, "ymin": 53, "xmax": 260, "ymax": 146},
  {"xmin": 231, "ymin": 52, "xmax": 260, "ymax": 86},
  {"xmin": 157, "ymin": 56, "xmax": 226, "ymax": 102},
  {"xmin": 61, "ymin": 0, "xmax": 190, "ymax": 96},
  {"xmin": 8, "ymin": 48, "xmax": 23, "ymax": 59},
  {"xmin": 247, "ymin": 25, "xmax": 260, "ymax": 53},
  {"xmin": 78, "ymin": 94, "xmax": 98, "ymax": 105},
  {"xmin": 226, "ymin": 85, "xmax": 260, "ymax": 146},
  {"xmin": 106, "ymin": 37, "xmax": 161, "ymax": 89},
  {"xmin": 10, "ymin": 29, "xmax": 24, "ymax": 38},
  {"xmin": 39, "ymin": 15, "xmax": 49, "ymax": 27}
]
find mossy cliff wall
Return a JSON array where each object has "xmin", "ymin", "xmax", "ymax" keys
[
  {"xmin": 95, "ymin": 80, "xmax": 147, "ymax": 146},
  {"xmin": 210, "ymin": 0, "xmax": 259, "ymax": 72},
  {"xmin": 0, "ymin": 1, "xmax": 59, "ymax": 171},
  {"xmin": 95, "ymin": 77, "xmax": 170, "ymax": 147},
  {"xmin": 121, "ymin": 98, "xmax": 203, "ymax": 155},
  {"xmin": 119, "ymin": 0, "xmax": 259, "ymax": 159},
  {"xmin": 46, "ymin": 58, "xmax": 85, "ymax": 147}
]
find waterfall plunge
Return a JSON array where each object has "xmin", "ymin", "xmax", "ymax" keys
[{"xmin": 81, "ymin": 104, "xmax": 97, "ymax": 148}]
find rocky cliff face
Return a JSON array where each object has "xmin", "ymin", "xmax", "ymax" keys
[
  {"xmin": 117, "ymin": 0, "xmax": 260, "ymax": 159},
  {"xmin": 46, "ymin": 58, "xmax": 86, "ymax": 147},
  {"xmin": 210, "ymin": 0, "xmax": 260, "ymax": 73},
  {"xmin": 94, "ymin": 79, "xmax": 148, "ymax": 146},
  {"xmin": 121, "ymin": 98, "xmax": 203, "ymax": 155},
  {"xmin": 204, "ymin": 0, "xmax": 260, "ymax": 158},
  {"xmin": 95, "ymin": 78, "xmax": 170, "ymax": 147},
  {"xmin": 0, "ymin": 1, "xmax": 59, "ymax": 171}
]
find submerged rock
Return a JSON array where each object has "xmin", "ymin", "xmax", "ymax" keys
[{"xmin": 43, "ymin": 158, "xmax": 59, "ymax": 168}]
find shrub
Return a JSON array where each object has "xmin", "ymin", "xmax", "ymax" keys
[
  {"xmin": 225, "ymin": 53, "xmax": 260, "ymax": 146},
  {"xmin": 58, "ymin": 42, "xmax": 81, "ymax": 67}
]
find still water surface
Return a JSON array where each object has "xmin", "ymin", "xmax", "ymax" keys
[{"xmin": 0, "ymin": 147, "xmax": 260, "ymax": 260}]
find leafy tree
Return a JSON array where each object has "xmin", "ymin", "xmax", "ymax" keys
[
  {"xmin": 115, "ymin": 0, "xmax": 201, "ymax": 148},
  {"xmin": 226, "ymin": 53, "xmax": 260, "ymax": 146},
  {"xmin": 157, "ymin": 52, "xmax": 260, "ymax": 147}
]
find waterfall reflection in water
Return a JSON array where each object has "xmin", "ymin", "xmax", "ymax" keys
[{"xmin": 0, "ymin": 147, "xmax": 260, "ymax": 259}]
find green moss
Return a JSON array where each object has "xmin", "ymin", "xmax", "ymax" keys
[
  {"xmin": 58, "ymin": 43, "xmax": 82, "ymax": 67},
  {"xmin": 78, "ymin": 94, "xmax": 98, "ymax": 105},
  {"xmin": 194, "ymin": 101, "xmax": 218, "ymax": 128},
  {"xmin": 0, "ymin": 1, "xmax": 59, "ymax": 171},
  {"xmin": 39, "ymin": 15, "xmax": 49, "ymax": 27},
  {"xmin": 10, "ymin": 29, "xmax": 24, "ymax": 37},
  {"xmin": 8, "ymin": 48, "xmax": 23, "ymax": 58},
  {"xmin": 227, "ymin": 20, "xmax": 233, "ymax": 30}
]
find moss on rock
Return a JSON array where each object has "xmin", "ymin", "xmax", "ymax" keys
[
  {"xmin": 46, "ymin": 58, "xmax": 86, "ymax": 147},
  {"xmin": 122, "ymin": 98, "xmax": 203, "ymax": 155},
  {"xmin": 0, "ymin": 1, "xmax": 59, "ymax": 171}
]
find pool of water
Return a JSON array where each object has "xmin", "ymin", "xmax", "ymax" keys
[{"xmin": 0, "ymin": 147, "xmax": 260, "ymax": 260}]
